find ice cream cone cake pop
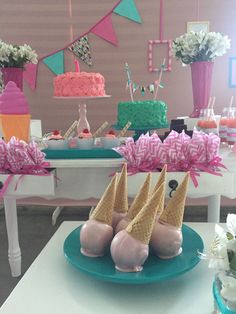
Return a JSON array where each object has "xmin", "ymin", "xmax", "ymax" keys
[
  {"xmin": 112, "ymin": 163, "xmax": 129, "ymax": 228},
  {"xmin": 115, "ymin": 173, "xmax": 152, "ymax": 234},
  {"xmin": 110, "ymin": 183, "xmax": 165, "ymax": 272},
  {"xmin": 80, "ymin": 174, "xmax": 117, "ymax": 257},
  {"xmin": 150, "ymin": 172, "xmax": 190, "ymax": 259}
]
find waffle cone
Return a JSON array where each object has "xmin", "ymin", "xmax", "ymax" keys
[
  {"xmin": 113, "ymin": 163, "xmax": 128, "ymax": 213},
  {"xmin": 127, "ymin": 173, "xmax": 152, "ymax": 220},
  {"xmin": 0, "ymin": 114, "xmax": 31, "ymax": 143},
  {"xmin": 160, "ymin": 172, "xmax": 190, "ymax": 228},
  {"xmin": 152, "ymin": 165, "xmax": 167, "ymax": 213},
  {"xmin": 90, "ymin": 174, "xmax": 117, "ymax": 226},
  {"xmin": 126, "ymin": 182, "xmax": 165, "ymax": 245}
]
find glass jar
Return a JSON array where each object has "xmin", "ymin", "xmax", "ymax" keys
[
  {"xmin": 219, "ymin": 108, "xmax": 230, "ymax": 144},
  {"xmin": 226, "ymin": 108, "xmax": 236, "ymax": 146},
  {"xmin": 200, "ymin": 108, "xmax": 218, "ymax": 135},
  {"xmin": 213, "ymin": 270, "xmax": 236, "ymax": 314},
  {"xmin": 196, "ymin": 108, "xmax": 207, "ymax": 131}
]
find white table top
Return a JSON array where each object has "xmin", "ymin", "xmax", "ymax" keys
[
  {"xmin": 0, "ymin": 221, "xmax": 220, "ymax": 314},
  {"xmin": 0, "ymin": 222, "xmax": 220, "ymax": 314}
]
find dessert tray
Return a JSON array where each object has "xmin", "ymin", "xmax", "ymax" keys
[
  {"xmin": 42, "ymin": 148, "xmax": 122, "ymax": 159},
  {"xmin": 63, "ymin": 224, "xmax": 204, "ymax": 284}
]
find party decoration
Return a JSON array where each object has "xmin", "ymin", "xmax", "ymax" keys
[
  {"xmin": 0, "ymin": 137, "xmax": 50, "ymax": 198},
  {"xmin": 113, "ymin": 0, "xmax": 142, "ymax": 24},
  {"xmin": 43, "ymin": 51, "xmax": 64, "ymax": 75},
  {"xmin": 68, "ymin": 35, "xmax": 93, "ymax": 67},
  {"xmin": 125, "ymin": 62, "xmax": 165, "ymax": 98},
  {"xmin": 23, "ymin": 63, "xmax": 38, "ymax": 91},
  {"xmin": 114, "ymin": 130, "xmax": 226, "ymax": 187},
  {"xmin": 148, "ymin": 0, "xmax": 172, "ymax": 72},
  {"xmin": 91, "ymin": 14, "xmax": 118, "ymax": 46}
]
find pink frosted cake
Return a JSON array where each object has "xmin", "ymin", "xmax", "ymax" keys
[{"xmin": 54, "ymin": 72, "xmax": 106, "ymax": 97}]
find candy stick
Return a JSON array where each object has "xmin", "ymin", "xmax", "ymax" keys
[
  {"xmin": 125, "ymin": 62, "xmax": 134, "ymax": 102},
  {"xmin": 154, "ymin": 58, "xmax": 165, "ymax": 100},
  {"xmin": 63, "ymin": 120, "xmax": 78, "ymax": 138},
  {"xmin": 93, "ymin": 121, "xmax": 109, "ymax": 137},
  {"xmin": 118, "ymin": 121, "xmax": 132, "ymax": 137}
]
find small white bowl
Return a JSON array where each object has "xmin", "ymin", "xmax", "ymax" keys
[
  {"xmin": 100, "ymin": 137, "xmax": 121, "ymax": 149},
  {"xmin": 44, "ymin": 139, "xmax": 68, "ymax": 150},
  {"xmin": 77, "ymin": 138, "xmax": 95, "ymax": 149}
]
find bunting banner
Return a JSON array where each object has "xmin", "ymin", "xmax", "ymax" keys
[
  {"xmin": 114, "ymin": 0, "xmax": 142, "ymax": 24},
  {"xmin": 68, "ymin": 35, "xmax": 93, "ymax": 67},
  {"xmin": 91, "ymin": 14, "xmax": 118, "ymax": 46},
  {"xmin": 33, "ymin": 0, "xmax": 142, "ymax": 91},
  {"xmin": 127, "ymin": 81, "xmax": 164, "ymax": 96},
  {"xmin": 23, "ymin": 63, "xmax": 38, "ymax": 91},
  {"xmin": 43, "ymin": 51, "xmax": 64, "ymax": 75}
]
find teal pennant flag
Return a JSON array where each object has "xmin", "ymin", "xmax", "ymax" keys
[
  {"xmin": 114, "ymin": 0, "xmax": 142, "ymax": 24},
  {"xmin": 43, "ymin": 51, "xmax": 64, "ymax": 75}
]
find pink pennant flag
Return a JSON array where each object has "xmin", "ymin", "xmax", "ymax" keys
[
  {"xmin": 91, "ymin": 14, "xmax": 118, "ymax": 46},
  {"xmin": 23, "ymin": 63, "xmax": 38, "ymax": 91}
]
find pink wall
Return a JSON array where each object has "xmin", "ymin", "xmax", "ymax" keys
[
  {"xmin": 1, "ymin": 0, "xmax": 236, "ymax": 134},
  {"xmin": 0, "ymin": 0, "xmax": 236, "ymax": 207}
]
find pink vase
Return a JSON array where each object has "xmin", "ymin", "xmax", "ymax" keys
[
  {"xmin": 190, "ymin": 61, "xmax": 214, "ymax": 118},
  {"xmin": 1, "ymin": 67, "xmax": 24, "ymax": 90}
]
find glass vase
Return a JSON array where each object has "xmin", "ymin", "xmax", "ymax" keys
[
  {"xmin": 190, "ymin": 61, "xmax": 214, "ymax": 118},
  {"xmin": 1, "ymin": 67, "xmax": 24, "ymax": 90}
]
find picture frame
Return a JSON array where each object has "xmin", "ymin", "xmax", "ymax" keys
[
  {"xmin": 229, "ymin": 57, "xmax": 236, "ymax": 88},
  {"xmin": 148, "ymin": 39, "xmax": 172, "ymax": 72},
  {"xmin": 187, "ymin": 21, "xmax": 210, "ymax": 33}
]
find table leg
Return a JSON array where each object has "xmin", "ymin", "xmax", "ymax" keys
[
  {"xmin": 207, "ymin": 195, "xmax": 221, "ymax": 223},
  {"xmin": 3, "ymin": 197, "xmax": 21, "ymax": 277}
]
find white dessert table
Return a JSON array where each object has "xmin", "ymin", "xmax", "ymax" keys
[
  {"xmin": 0, "ymin": 222, "xmax": 219, "ymax": 314},
  {"xmin": 1, "ymin": 147, "xmax": 236, "ymax": 278}
]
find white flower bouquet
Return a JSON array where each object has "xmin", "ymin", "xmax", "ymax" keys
[
  {"xmin": 0, "ymin": 39, "xmax": 38, "ymax": 68},
  {"xmin": 172, "ymin": 31, "xmax": 231, "ymax": 65}
]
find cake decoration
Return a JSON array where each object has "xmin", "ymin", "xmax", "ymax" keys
[
  {"xmin": 115, "ymin": 172, "xmax": 152, "ymax": 234},
  {"xmin": 80, "ymin": 174, "xmax": 117, "ymax": 257},
  {"xmin": 53, "ymin": 72, "xmax": 106, "ymax": 97},
  {"xmin": 0, "ymin": 81, "xmax": 31, "ymax": 142},
  {"xmin": 112, "ymin": 163, "xmax": 129, "ymax": 228},
  {"xmin": 117, "ymin": 62, "xmax": 168, "ymax": 130},
  {"xmin": 110, "ymin": 182, "xmax": 165, "ymax": 272},
  {"xmin": 151, "ymin": 172, "xmax": 190, "ymax": 259}
]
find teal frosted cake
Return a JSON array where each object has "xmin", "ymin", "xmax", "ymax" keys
[{"xmin": 117, "ymin": 100, "xmax": 168, "ymax": 129}]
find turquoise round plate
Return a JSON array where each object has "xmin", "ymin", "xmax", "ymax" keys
[{"xmin": 63, "ymin": 224, "xmax": 203, "ymax": 284}]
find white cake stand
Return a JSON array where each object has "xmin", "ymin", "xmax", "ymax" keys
[{"xmin": 53, "ymin": 95, "xmax": 111, "ymax": 100}]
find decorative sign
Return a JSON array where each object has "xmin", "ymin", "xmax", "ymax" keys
[{"xmin": 187, "ymin": 21, "xmax": 210, "ymax": 33}]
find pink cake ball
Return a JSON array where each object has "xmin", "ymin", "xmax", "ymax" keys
[
  {"xmin": 110, "ymin": 230, "xmax": 148, "ymax": 272},
  {"xmin": 80, "ymin": 219, "xmax": 113, "ymax": 257},
  {"xmin": 150, "ymin": 220, "xmax": 183, "ymax": 259}
]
